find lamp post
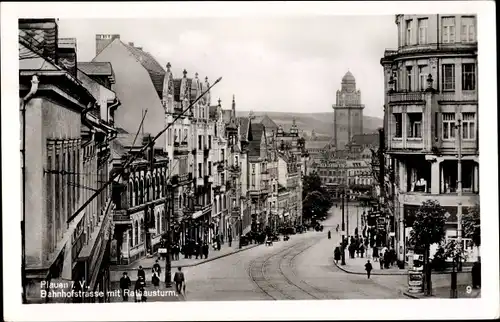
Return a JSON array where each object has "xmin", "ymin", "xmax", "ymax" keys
[
  {"xmin": 341, "ymin": 191, "xmax": 346, "ymax": 265},
  {"xmin": 455, "ymin": 119, "xmax": 463, "ymax": 272}
]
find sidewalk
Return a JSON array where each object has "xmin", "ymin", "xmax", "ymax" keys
[
  {"xmin": 403, "ymin": 285, "xmax": 481, "ymax": 299},
  {"xmin": 334, "ymin": 255, "xmax": 472, "ymax": 276},
  {"xmin": 110, "ymin": 241, "xmax": 259, "ymax": 282}
]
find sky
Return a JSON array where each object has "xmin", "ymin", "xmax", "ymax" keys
[{"xmin": 58, "ymin": 16, "xmax": 397, "ymax": 118}]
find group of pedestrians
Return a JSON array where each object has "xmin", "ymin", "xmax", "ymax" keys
[
  {"xmin": 370, "ymin": 245, "xmax": 397, "ymax": 269},
  {"xmin": 181, "ymin": 239, "xmax": 211, "ymax": 259},
  {"xmin": 119, "ymin": 262, "xmax": 187, "ymax": 302},
  {"xmin": 348, "ymin": 236, "xmax": 367, "ymax": 259}
]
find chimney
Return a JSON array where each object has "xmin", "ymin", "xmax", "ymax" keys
[
  {"xmin": 95, "ymin": 34, "xmax": 120, "ymax": 56},
  {"xmin": 19, "ymin": 19, "xmax": 58, "ymax": 62},
  {"xmin": 128, "ymin": 42, "xmax": 134, "ymax": 46},
  {"xmin": 58, "ymin": 38, "xmax": 77, "ymax": 76}
]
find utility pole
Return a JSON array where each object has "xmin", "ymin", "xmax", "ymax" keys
[
  {"xmin": 341, "ymin": 190, "xmax": 346, "ymax": 266},
  {"xmin": 456, "ymin": 119, "xmax": 463, "ymax": 272},
  {"xmin": 164, "ymin": 179, "xmax": 173, "ymax": 288}
]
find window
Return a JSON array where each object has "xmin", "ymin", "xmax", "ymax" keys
[
  {"xmin": 418, "ymin": 65, "xmax": 427, "ymax": 90},
  {"xmin": 407, "ymin": 113, "xmax": 422, "ymax": 138},
  {"xmin": 461, "ymin": 16, "xmax": 476, "ymax": 42},
  {"xmin": 462, "ymin": 112, "xmax": 476, "ymax": 140},
  {"xmin": 406, "ymin": 66, "xmax": 413, "ymax": 91},
  {"xmin": 442, "ymin": 113, "xmax": 456, "ymax": 139},
  {"xmin": 442, "ymin": 64, "xmax": 455, "ymax": 91},
  {"xmin": 208, "ymin": 135, "xmax": 212, "ymax": 149},
  {"xmin": 462, "ymin": 63, "xmax": 476, "ymax": 90},
  {"xmin": 405, "ymin": 19, "xmax": 413, "ymax": 45},
  {"xmin": 208, "ymin": 161, "xmax": 212, "ymax": 175},
  {"xmin": 198, "ymin": 162, "xmax": 202, "ymax": 178},
  {"xmin": 183, "ymin": 129, "xmax": 188, "ymax": 142},
  {"xmin": 393, "ymin": 113, "xmax": 403, "ymax": 138},
  {"xmin": 418, "ymin": 18, "xmax": 428, "ymax": 44},
  {"xmin": 198, "ymin": 135, "xmax": 202, "ymax": 150},
  {"xmin": 442, "ymin": 17, "xmax": 456, "ymax": 43}
]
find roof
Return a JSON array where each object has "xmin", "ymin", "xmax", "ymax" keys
[
  {"xmin": 222, "ymin": 109, "xmax": 232, "ymax": 124},
  {"xmin": 305, "ymin": 140, "xmax": 330, "ymax": 150},
  {"xmin": 123, "ymin": 43, "xmax": 166, "ymax": 99},
  {"xmin": 350, "ymin": 133, "xmax": 379, "ymax": 147},
  {"xmin": 253, "ymin": 114, "xmax": 279, "ymax": 134},
  {"xmin": 248, "ymin": 123, "xmax": 265, "ymax": 157},
  {"xmin": 342, "ymin": 71, "xmax": 355, "ymax": 83},
  {"xmin": 18, "ymin": 19, "xmax": 58, "ymax": 61},
  {"xmin": 238, "ymin": 117, "xmax": 250, "ymax": 141},
  {"xmin": 78, "ymin": 62, "xmax": 113, "ymax": 75}
]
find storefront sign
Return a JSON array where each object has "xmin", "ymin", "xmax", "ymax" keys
[
  {"xmin": 408, "ymin": 270, "xmax": 424, "ymax": 293},
  {"xmin": 158, "ymin": 248, "xmax": 167, "ymax": 254}
]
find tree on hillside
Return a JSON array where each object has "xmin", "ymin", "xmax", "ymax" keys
[
  {"xmin": 409, "ymin": 200, "xmax": 447, "ymax": 296},
  {"xmin": 462, "ymin": 204, "xmax": 480, "ymax": 257}
]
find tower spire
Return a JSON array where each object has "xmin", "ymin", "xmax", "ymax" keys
[{"xmin": 232, "ymin": 94, "xmax": 236, "ymax": 119}]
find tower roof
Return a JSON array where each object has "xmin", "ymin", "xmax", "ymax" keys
[{"xmin": 342, "ymin": 71, "xmax": 355, "ymax": 84}]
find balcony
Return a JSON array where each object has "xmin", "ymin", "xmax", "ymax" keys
[
  {"xmin": 113, "ymin": 210, "xmax": 131, "ymax": 224},
  {"xmin": 174, "ymin": 141, "xmax": 189, "ymax": 155},
  {"xmin": 388, "ymin": 91, "xmax": 425, "ymax": 105},
  {"xmin": 194, "ymin": 203, "xmax": 212, "ymax": 214},
  {"xmin": 196, "ymin": 177, "xmax": 204, "ymax": 187},
  {"xmin": 438, "ymin": 90, "xmax": 477, "ymax": 103}
]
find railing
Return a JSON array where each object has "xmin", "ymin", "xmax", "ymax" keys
[
  {"xmin": 388, "ymin": 91, "xmax": 425, "ymax": 104},
  {"xmin": 439, "ymin": 90, "xmax": 477, "ymax": 102}
]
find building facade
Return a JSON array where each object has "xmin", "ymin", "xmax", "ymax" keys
[
  {"xmin": 20, "ymin": 20, "xmax": 117, "ymax": 303},
  {"xmin": 381, "ymin": 14, "xmax": 479, "ymax": 261},
  {"xmin": 333, "ymin": 71, "xmax": 365, "ymax": 150}
]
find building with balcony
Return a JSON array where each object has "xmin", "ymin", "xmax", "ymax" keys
[
  {"xmin": 247, "ymin": 122, "xmax": 271, "ymax": 230},
  {"xmin": 380, "ymin": 14, "xmax": 479, "ymax": 261},
  {"xmin": 332, "ymin": 71, "xmax": 365, "ymax": 150},
  {"xmin": 238, "ymin": 117, "xmax": 253, "ymax": 235},
  {"xmin": 110, "ymin": 135, "xmax": 168, "ymax": 265},
  {"xmin": 20, "ymin": 19, "xmax": 117, "ymax": 303}
]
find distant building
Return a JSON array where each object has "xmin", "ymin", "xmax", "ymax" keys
[{"xmin": 332, "ymin": 71, "xmax": 365, "ymax": 150}]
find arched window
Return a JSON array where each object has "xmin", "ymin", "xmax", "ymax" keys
[
  {"xmin": 139, "ymin": 178, "xmax": 144, "ymax": 205},
  {"xmin": 152, "ymin": 176, "xmax": 156, "ymax": 200},
  {"xmin": 145, "ymin": 176, "xmax": 150, "ymax": 202},
  {"xmin": 140, "ymin": 218, "xmax": 144, "ymax": 243},
  {"xmin": 161, "ymin": 210, "xmax": 165, "ymax": 232},
  {"xmin": 134, "ymin": 221, "xmax": 139, "ymax": 245},
  {"xmin": 179, "ymin": 194, "xmax": 182, "ymax": 209},
  {"xmin": 128, "ymin": 181, "xmax": 133, "ymax": 207},
  {"xmin": 134, "ymin": 179, "xmax": 139, "ymax": 206},
  {"xmin": 156, "ymin": 175, "xmax": 161, "ymax": 199}
]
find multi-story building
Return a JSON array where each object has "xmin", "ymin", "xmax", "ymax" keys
[
  {"xmin": 20, "ymin": 20, "xmax": 117, "ymax": 303},
  {"xmin": 381, "ymin": 14, "xmax": 479, "ymax": 260},
  {"xmin": 238, "ymin": 117, "xmax": 253, "ymax": 235},
  {"xmin": 110, "ymin": 135, "xmax": 168, "ymax": 264},
  {"xmin": 276, "ymin": 121, "xmax": 304, "ymax": 225},
  {"xmin": 247, "ymin": 122, "xmax": 271, "ymax": 230},
  {"xmin": 333, "ymin": 71, "xmax": 365, "ymax": 150}
]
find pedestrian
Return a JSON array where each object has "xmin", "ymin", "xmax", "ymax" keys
[
  {"xmin": 198, "ymin": 242, "xmax": 203, "ymax": 259},
  {"xmin": 328, "ymin": 230, "xmax": 331, "ymax": 239},
  {"xmin": 372, "ymin": 246, "xmax": 379, "ymax": 262},
  {"xmin": 228, "ymin": 234, "xmax": 233, "ymax": 247},
  {"xmin": 336, "ymin": 224, "xmax": 339, "ymax": 233},
  {"xmin": 119, "ymin": 272, "xmax": 131, "ymax": 302},
  {"xmin": 334, "ymin": 246, "xmax": 341, "ymax": 264},
  {"xmin": 134, "ymin": 275, "xmax": 147, "ymax": 302},
  {"xmin": 203, "ymin": 242, "xmax": 209, "ymax": 259},
  {"xmin": 384, "ymin": 250, "xmax": 390, "ymax": 269},
  {"xmin": 174, "ymin": 267, "xmax": 185, "ymax": 295},
  {"xmin": 151, "ymin": 270, "xmax": 160, "ymax": 289},
  {"xmin": 137, "ymin": 266, "xmax": 146, "ymax": 285},
  {"xmin": 379, "ymin": 254, "xmax": 384, "ymax": 269},
  {"xmin": 365, "ymin": 260, "xmax": 373, "ymax": 279},
  {"xmin": 217, "ymin": 235, "xmax": 221, "ymax": 251},
  {"xmin": 152, "ymin": 259, "xmax": 161, "ymax": 277},
  {"xmin": 360, "ymin": 244, "xmax": 365, "ymax": 258}
]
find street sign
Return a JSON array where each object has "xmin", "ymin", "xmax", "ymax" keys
[{"xmin": 158, "ymin": 248, "xmax": 167, "ymax": 254}]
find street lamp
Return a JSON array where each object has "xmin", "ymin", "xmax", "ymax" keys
[{"xmin": 341, "ymin": 191, "xmax": 346, "ymax": 265}]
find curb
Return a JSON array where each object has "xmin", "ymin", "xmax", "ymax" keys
[
  {"xmin": 111, "ymin": 244, "xmax": 260, "ymax": 271},
  {"xmin": 332, "ymin": 260, "xmax": 472, "ymax": 276},
  {"xmin": 402, "ymin": 291, "xmax": 421, "ymax": 299}
]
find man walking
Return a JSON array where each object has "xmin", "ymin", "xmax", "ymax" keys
[
  {"xmin": 174, "ymin": 266, "xmax": 185, "ymax": 295},
  {"xmin": 119, "ymin": 272, "xmax": 131, "ymax": 301},
  {"xmin": 365, "ymin": 260, "xmax": 373, "ymax": 279}
]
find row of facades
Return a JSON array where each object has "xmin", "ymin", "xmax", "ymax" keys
[{"xmin": 20, "ymin": 19, "xmax": 306, "ymax": 303}]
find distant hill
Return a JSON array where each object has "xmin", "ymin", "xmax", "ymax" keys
[{"xmin": 236, "ymin": 111, "xmax": 383, "ymax": 138}]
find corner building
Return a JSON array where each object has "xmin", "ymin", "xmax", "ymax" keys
[{"xmin": 381, "ymin": 14, "xmax": 479, "ymax": 261}]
